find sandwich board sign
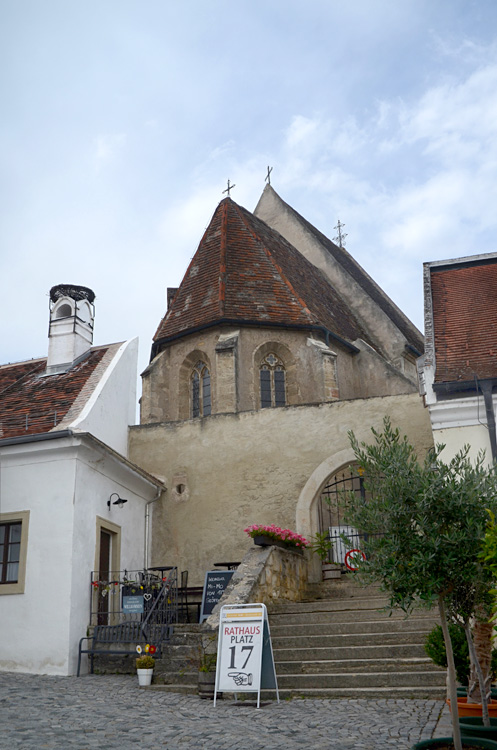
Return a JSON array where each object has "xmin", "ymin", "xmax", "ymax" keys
[{"xmin": 214, "ymin": 603, "xmax": 279, "ymax": 708}]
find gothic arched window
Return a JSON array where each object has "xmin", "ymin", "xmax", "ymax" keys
[
  {"xmin": 259, "ymin": 353, "xmax": 286, "ymax": 408},
  {"xmin": 191, "ymin": 361, "xmax": 211, "ymax": 418}
]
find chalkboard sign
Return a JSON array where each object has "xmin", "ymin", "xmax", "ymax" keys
[{"xmin": 199, "ymin": 570, "xmax": 234, "ymax": 623}]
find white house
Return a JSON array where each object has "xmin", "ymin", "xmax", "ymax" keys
[
  {"xmin": 0, "ymin": 284, "xmax": 164, "ymax": 675},
  {"xmin": 418, "ymin": 252, "xmax": 497, "ymax": 466}
]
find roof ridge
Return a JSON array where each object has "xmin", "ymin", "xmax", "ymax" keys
[
  {"xmin": 219, "ymin": 200, "xmax": 228, "ymax": 317},
  {"xmin": 234, "ymin": 202, "xmax": 316, "ymax": 325}
]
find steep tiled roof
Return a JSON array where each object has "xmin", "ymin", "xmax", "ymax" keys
[
  {"xmin": 154, "ymin": 198, "xmax": 370, "ymax": 350},
  {"xmin": 431, "ymin": 257, "xmax": 497, "ymax": 382},
  {"xmin": 0, "ymin": 345, "xmax": 117, "ymax": 439},
  {"xmin": 256, "ymin": 187, "xmax": 424, "ymax": 355}
]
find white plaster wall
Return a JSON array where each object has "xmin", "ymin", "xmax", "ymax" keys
[
  {"xmin": 0, "ymin": 435, "xmax": 159, "ymax": 676},
  {"xmin": 0, "ymin": 441, "xmax": 77, "ymax": 675},
  {"xmin": 434, "ymin": 424, "xmax": 493, "ymax": 468},
  {"xmin": 70, "ymin": 338, "xmax": 138, "ymax": 455},
  {"xmin": 129, "ymin": 392, "xmax": 434, "ymax": 585}
]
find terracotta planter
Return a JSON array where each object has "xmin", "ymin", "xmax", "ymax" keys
[{"xmin": 448, "ymin": 697, "xmax": 497, "ymax": 718}]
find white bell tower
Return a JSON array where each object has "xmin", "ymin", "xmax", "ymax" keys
[{"xmin": 47, "ymin": 284, "xmax": 95, "ymax": 374}]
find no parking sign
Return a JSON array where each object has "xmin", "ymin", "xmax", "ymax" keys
[{"xmin": 214, "ymin": 603, "xmax": 279, "ymax": 708}]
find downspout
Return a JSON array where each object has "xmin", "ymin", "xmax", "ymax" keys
[
  {"xmin": 144, "ymin": 487, "xmax": 163, "ymax": 569},
  {"xmin": 480, "ymin": 382, "xmax": 497, "ymax": 464}
]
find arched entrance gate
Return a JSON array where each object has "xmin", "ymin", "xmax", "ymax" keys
[{"xmin": 317, "ymin": 465, "xmax": 366, "ymax": 566}]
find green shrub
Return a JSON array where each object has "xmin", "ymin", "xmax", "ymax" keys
[{"xmin": 425, "ymin": 624, "xmax": 469, "ymax": 686}]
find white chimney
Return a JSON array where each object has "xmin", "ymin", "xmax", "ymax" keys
[{"xmin": 47, "ymin": 284, "xmax": 95, "ymax": 374}]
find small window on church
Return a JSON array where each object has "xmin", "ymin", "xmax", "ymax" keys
[
  {"xmin": 191, "ymin": 361, "xmax": 211, "ymax": 418},
  {"xmin": 260, "ymin": 353, "xmax": 286, "ymax": 408}
]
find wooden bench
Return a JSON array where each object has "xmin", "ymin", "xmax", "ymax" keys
[{"xmin": 77, "ymin": 620, "xmax": 171, "ymax": 676}]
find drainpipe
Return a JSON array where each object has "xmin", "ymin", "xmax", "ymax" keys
[
  {"xmin": 144, "ymin": 488, "xmax": 163, "ymax": 569},
  {"xmin": 480, "ymin": 382, "xmax": 497, "ymax": 464}
]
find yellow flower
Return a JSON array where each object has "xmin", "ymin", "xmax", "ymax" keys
[{"xmin": 145, "ymin": 644, "xmax": 150, "ymax": 653}]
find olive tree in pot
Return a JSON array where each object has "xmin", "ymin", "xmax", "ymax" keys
[
  {"xmin": 344, "ymin": 418, "xmax": 497, "ymax": 750},
  {"xmin": 309, "ymin": 532, "xmax": 340, "ymax": 579}
]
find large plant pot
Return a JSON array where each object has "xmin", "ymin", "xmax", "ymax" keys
[
  {"xmin": 412, "ymin": 737, "xmax": 497, "ymax": 748},
  {"xmin": 448, "ymin": 698, "xmax": 497, "ymax": 718},
  {"xmin": 322, "ymin": 563, "xmax": 341, "ymax": 580},
  {"xmin": 252, "ymin": 536, "xmax": 303, "ymax": 555},
  {"xmin": 137, "ymin": 668, "xmax": 153, "ymax": 686},
  {"xmin": 460, "ymin": 717, "xmax": 497, "ymax": 740}
]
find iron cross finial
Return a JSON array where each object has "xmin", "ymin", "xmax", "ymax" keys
[
  {"xmin": 223, "ymin": 179, "xmax": 236, "ymax": 198},
  {"xmin": 333, "ymin": 219, "xmax": 348, "ymax": 248},
  {"xmin": 265, "ymin": 166, "xmax": 273, "ymax": 185}
]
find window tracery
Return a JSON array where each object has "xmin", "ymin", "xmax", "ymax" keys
[
  {"xmin": 259, "ymin": 353, "xmax": 286, "ymax": 408},
  {"xmin": 191, "ymin": 361, "xmax": 211, "ymax": 417}
]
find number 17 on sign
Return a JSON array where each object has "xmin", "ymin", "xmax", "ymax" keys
[{"xmin": 214, "ymin": 603, "xmax": 279, "ymax": 708}]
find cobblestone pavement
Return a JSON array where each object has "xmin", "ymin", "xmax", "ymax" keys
[{"xmin": 0, "ymin": 673, "xmax": 446, "ymax": 750}]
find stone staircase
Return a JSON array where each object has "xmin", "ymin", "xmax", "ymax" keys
[
  {"xmin": 266, "ymin": 578, "xmax": 446, "ymax": 699},
  {"xmin": 154, "ymin": 576, "xmax": 446, "ymax": 699}
]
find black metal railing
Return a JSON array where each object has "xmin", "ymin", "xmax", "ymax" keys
[{"xmin": 89, "ymin": 567, "xmax": 178, "ymax": 644}]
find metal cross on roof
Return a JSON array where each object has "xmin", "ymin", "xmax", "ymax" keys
[
  {"xmin": 333, "ymin": 219, "xmax": 348, "ymax": 248},
  {"xmin": 265, "ymin": 166, "xmax": 273, "ymax": 185},
  {"xmin": 223, "ymin": 180, "xmax": 236, "ymax": 198}
]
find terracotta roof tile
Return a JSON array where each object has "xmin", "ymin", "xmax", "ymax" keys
[
  {"xmin": 0, "ymin": 346, "xmax": 111, "ymax": 439},
  {"xmin": 431, "ymin": 258, "xmax": 497, "ymax": 382},
  {"xmin": 154, "ymin": 198, "xmax": 370, "ymax": 349}
]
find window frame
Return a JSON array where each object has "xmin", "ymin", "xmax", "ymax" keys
[
  {"xmin": 0, "ymin": 510, "xmax": 29, "ymax": 595},
  {"xmin": 259, "ymin": 353, "xmax": 287, "ymax": 409},
  {"xmin": 191, "ymin": 361, "xmax": 211, "ymax": 418}
]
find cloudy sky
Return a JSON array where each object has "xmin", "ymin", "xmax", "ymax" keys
[{"xmin": 2, "ymin": 1, "xmax": 497, "ymax": 400}]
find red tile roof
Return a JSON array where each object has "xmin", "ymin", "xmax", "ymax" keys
[
  {"xmin": 0, "ymin": 346, "xmax": 112, "ymax": 439},
  {"xmin": 431, "ymin": 258, "xmax": 497, "ymax": 382},
  {"xmin": 154, "ymin": 198, "xmax": 370, "ymax": 350}
]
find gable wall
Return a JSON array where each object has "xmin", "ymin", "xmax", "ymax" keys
[
  {"xmin": 130, "ymin": 392, "xmax": 433, "ymax": 585},
  {"xmin": 254, "ymin": 189, "xmax": 419, "ymax": 371}
]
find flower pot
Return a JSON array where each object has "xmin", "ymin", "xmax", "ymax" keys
[
  {"xmin": 411, "ymin": 738, "xmax": 497, "ymax": 749},
  {"xmin": 137, "ymin": 668, "xmax": 153, "ymax": 686},
  {"xmin": 252, "ymin": 535, "xmax": 303, "ymax": 554},
  {"xmin": 322, "ymin": 563, "xmax": 341, "ymax": 580},
  {"xmin": 460, "ymin": 717, "xmax": 497, "ymax": 740},
  {"xmin": 448, "ymin": 698, "xmax": 497, "ymax": 718}
]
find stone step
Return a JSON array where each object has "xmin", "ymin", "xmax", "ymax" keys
[
  {"xmin": 274, "ymin": 670, "xmax": 445, "ymax": 689},
  {"xmin": 275, "ymin": 657, "xmax": 443, "ymax": 674},
  {"xmin": 269, "ymin": 618, "xmax": 438, "ymax": 637},
  {"xmin": 268, "ymin": 596, "xmax": 390, "ymax": 614},
  {"xmin": 273, "ymin": 643, "xmax": 430, "ymax": 661},
  {"xmin": 271, "ymin": 630, "xmax": 430, "ymax": 649},
  {"xmin": 268, "ymin": 609, "xmax": 437, "ymax": 625}
]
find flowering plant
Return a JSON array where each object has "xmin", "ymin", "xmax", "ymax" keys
[
  {"xmin": 244, "ymin": 524, "xmax": 309, "ymax": 549},
  {"xmin": 136, "ymin": 643, "xmax": 156, "ymax": 669}
]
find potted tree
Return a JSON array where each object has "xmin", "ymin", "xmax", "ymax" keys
[
  {"xmin": 344, "ymin": 418, "xmax": 497, "ymax": 750},
  {"xmin": 309, "ymin": 531, "xmax": 340, "ymax": 579}
]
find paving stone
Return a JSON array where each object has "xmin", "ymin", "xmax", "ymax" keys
[{"xmin": 0, "ymin": 672, "xmax": 448, "ymax": 749}]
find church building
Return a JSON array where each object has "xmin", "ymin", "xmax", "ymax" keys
[{"xmin": 129, "ymin": 186, "xmax": 434, "ymax": 584}]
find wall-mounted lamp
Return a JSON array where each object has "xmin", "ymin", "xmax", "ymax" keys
[{"xmin": 107, "ymin": 492, "xmax": 128, "ymax": 510}]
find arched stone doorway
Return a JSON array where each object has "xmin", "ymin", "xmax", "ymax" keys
[{"xmin": 296, "ymin": 448, "xmax": 366, "ymax": 580}]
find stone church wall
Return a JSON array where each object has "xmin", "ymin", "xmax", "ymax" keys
[{"xmin": 129, "ymin": 392, "xmax": 433, "ymax": 585}]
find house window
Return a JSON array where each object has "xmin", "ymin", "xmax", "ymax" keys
[
  {"xmin": 0, "ymin": 511, "xmax": 29, "ymax": 595},
  {"xmin": 260, "ymin": 353, "xmax": 286, "ymax": 408},
  {"xmin": 191, "ymin": 361, "xmax": 211, "ymax": 418},
  {"xmin": 0, "ymin": 523, "xmax": 21, "ymax": 584}
]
